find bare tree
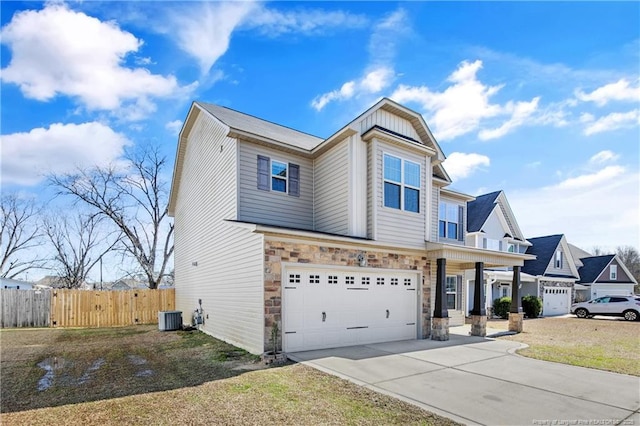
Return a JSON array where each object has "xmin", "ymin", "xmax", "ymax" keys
[
  {"xmin": 49, "ymin": 145, "xmax": 174, "ymax": 289},
  {"xmin": 590, "ymin": 246, "xmax": 611, "ymax": 256},
  {"xmin": 1, "ymin": 194, "xmax": 46, "ymax": 279},
  {"xmin": 44, "ymin": 212, "xmax": 121, "ymax": 289},
  {"xmin": 616, "ymin": 246, "xmax": 640, "ymax": 293}
]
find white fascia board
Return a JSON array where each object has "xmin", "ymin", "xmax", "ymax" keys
[
  {"xmin": 496, "ymin": 191, "xmax": 527, "ymax": 241},
  {"xmin": 538, "ymin": 276, "xmax": 577, "ymax": 283}
]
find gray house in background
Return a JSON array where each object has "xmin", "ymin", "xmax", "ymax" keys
[
  {"xmin": 575, "ymin": 254, "xmax": 637, "ymax": 301},
  {"xmin": 1, "ymin": 277, "xmax": 34, "ymax": 290}
]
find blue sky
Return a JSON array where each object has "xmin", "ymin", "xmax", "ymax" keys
[{"xmin": 2, "ymin": 1, "xmax": 639, "ymax": 280}]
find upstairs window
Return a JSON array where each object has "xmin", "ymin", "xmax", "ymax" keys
[
  {"xmin": 257, "ymin": 155, "xmax": 299, "ymax": 197},
  {"xmin": 439, "ymin": 202, "xmax": 463, "ymax": 240},
  {"xmin": 383, "ymin": 154, "xmax": 420, "ymax": 213},
  {"xmin": 555, "ymin": 250, "xmax": 563, "ymax": 269},
  {"xmin": 271, "ymin": 161, "xmax": 287, "ymax": 193},
  {"xmin": 610, "ymin": 265, "xmax": 617, "ymax": 280}
]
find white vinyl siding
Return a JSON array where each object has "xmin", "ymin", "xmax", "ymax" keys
[
  {"xmin": 360, "ymin": 109, "xmax": 420, "ymax": 141},
  {"xmin": 174, "ymin": 112, "xmax": 265, "ymax": 355},
  {"xmin": 374, "ymin": 141, "xmax": 426, "ymax": 247},
  {"xmin": 429, "ymin": 261, "xmax": 466, "ymax": 326},
  {"xmin": 238, "ymin": 141, "xmax": 313, "ymax": 230},
  {"xmin": 314, "ymin": 139, "xmax": 349, "ymax": 235},
  {"xmin": 431, "ymin": 186, "xmax": 440, "ymax": 241}
]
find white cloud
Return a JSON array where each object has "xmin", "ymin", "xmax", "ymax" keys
[
  {"xmin": 589, "ymin": 150, "xmax": 619, "ymax": 165},
  {"xmin": 245, "ymin": 6, "xmax": 368, "ymax": 36},
  {"xmin": 479, "ymin": 97, "xmax": 540, "ymax": 140},
  {"xmin": 2, "ymin": 122, "xmax": 130, "ymax": 186},
  {"xmin": 582, "ymin": 110, "xmax": 640, "ymax": 135},
  {"xmin": 0, "ymin": 3, "xmax": 192, "ymax": 120},
  {"xmin": 442, "ymin": 152, "xmax": 491, "ymax": 181},
  {"xmin": 167, "ymin": 2, "xmax": 258, "ymax": 75},
  {"xmin": 165, "ymin": 120, "xmax": 184, "ymax": 135},
  {"xmin": 391, "ymin": 60, "xmax": 505, "ymax": 140},
  {"xmin": 310, "ymin": 9, "xmax": 406, "ymax": 111},
  {"xmin": 311, "ymin": 67, "xmax": 394, "ymax": 111},
  {"xmin": 575, "ymin": 78, "xmax": 640, "ymax": 106},
  {"xmin": 555, "ymin": 166, "xmax": 626, "ymax": 190},
  {"xmin": 510, "ymin": 169, "xmax": 639, "ymax": 250},
  {"xmin": 165, "ymin": 3, "xmax": 367, "ymax": 76}
]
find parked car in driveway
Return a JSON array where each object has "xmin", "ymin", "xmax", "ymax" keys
[{"xmin": 571, "ymin": 295, "xmax": 640, "ymax": 321}]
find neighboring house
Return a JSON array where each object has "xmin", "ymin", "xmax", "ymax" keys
[
  {"xmin": 522, "ymin": 235, "xmax": 580, "ymax": 316},
  {"xmin": 35, "ymin": 275, "xmax": 66, "ymax": 289},
  {"xmin": 464, "ymin": 191, "xmax": 535, "ymax": 316},
  {"xmin": 168, "ymin": 98, "xmax": 534, "ymax": 355},
  {"xmin": 575, "ymin": 254, "xmax": 637, "ymax": 301},
  {"xmin": 1, "ymin": 277, "xmax": 34, "ymax": 290}
]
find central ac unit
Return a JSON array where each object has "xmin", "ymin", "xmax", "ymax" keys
[{"xmin": 158, "ymin": 311, "xmax": 182, "ymax": 331}]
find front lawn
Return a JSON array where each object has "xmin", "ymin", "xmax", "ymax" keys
[
  {"xmin": 495, "ymin": 316, "xmax": 640, "ymax": 376},
  {"xmin": 1, "ymin": 326, "xmax": 459, "ymax": 425}
]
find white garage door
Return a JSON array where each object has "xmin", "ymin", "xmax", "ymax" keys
[
  {"xmin": 595, "ymin": 286, "xmax": 633, "ymax": 298},
  {"xmin": 543, "ymin": 287, "xmax": 571, "ymax": 316},
  {"xmin": 283, "ymin": 267, "xmax": 419, "ymax": 352}
]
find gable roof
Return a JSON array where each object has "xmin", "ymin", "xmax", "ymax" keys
[
  {"xmin": 522, "ymin": 234, "xmax": 565, "ymax": 276},
  {"xmin": 467, "ymin": 191, "xmax": 501, "ymax": 232},
  {"xmin": 197, "ymin": 102, "xmax": 324, "ymax": 151},
  {"xmin": 577, "ymin": 254, "xmax": 615, "ymax": 283}
]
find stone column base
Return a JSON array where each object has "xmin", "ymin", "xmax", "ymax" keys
[
  {"xmin": 470, "ymin": 315, "xmax": 487, "ymax": 337},
  {"xmin": 508, "ymin": 312, "xmax": 524, "ymax": 333},
  {"xmin": 431, "ymin": 317, "xmax": 450, "ymax": 341}
]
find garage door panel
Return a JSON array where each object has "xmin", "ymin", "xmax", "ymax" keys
[
  {"xmin": 543, "ymin": 287, "xmax": 571, "ymax": 316},
  {"xmin": 283, "ymin": 267, "xmax": 419, "ymax": 352}
]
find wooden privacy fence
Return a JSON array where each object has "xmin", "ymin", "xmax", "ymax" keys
[
  {"xmin": 0, "ymin": 288, "xmax": 175, "ymax": 328},
  {"xmin": 0, "ymin": 289, "xmax": 51, "ymax": 328}
]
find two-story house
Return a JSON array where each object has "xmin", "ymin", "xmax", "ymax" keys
[
  {"xmin": 168, "ymin": 98, "xmax": 534, "ymax": 355},
  {"xmin": 464, "ymin": 191, "xmax": 536, "ymax": 316},
  {"xmin": 521, "ymin": 234, "xmax": 580, "ymax": 316}
]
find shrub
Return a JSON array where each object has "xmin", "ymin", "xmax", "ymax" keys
[
  {"xmin": 493, "ymin": 297, "xmax": 511, "ymax": 319},
  {"xmin": 521, "ymin": 295, "xmax": 543, "ymax": 318}
]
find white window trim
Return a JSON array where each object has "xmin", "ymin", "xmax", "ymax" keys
[
  {"xmin": 382, "ymin": 152, "xmax": 421, "ymax": 213},
  {"xmin": 445, "ymin": 275, "xmax": 457, "ymax": 310},
  {"xmin": 439, "ymin": 201, "xmax": 460, "ymax": 240},
  {"xmin": 610, "ymin": 264, "xmax": 617, "ymax": 280},
  {"xmin": 270, "ymin": 159, "xmax": 288, "ymax": 194},
  {"xmin": 555, "ymin": 250, "xmax": 563, "ymax": 269}
]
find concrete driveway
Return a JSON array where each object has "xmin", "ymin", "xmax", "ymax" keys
[{"xmin": 288, "ymin": 327, "xmax": 640, "ymax": 425}]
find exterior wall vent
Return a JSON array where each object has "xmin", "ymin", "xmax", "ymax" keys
[{"xmin": 158, "ymin": 311, "xmax": 182, "ymax": 331}]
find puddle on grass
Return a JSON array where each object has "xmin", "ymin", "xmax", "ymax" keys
[
  {"xmin": 37, "ymin": 357, "xmax": 68, "ymax": 391},
  {"xmin": 127, "ymin": 354, "xmax": 154, "ymax": 377},
  {"xmin": 37, "ymin": 354, "xmax": 155, "ymax": 391},
  {"xmin": 78, "ymin": 358, "xmax": 106, "ymax": 385}
]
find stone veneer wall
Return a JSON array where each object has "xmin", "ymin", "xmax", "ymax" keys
[{"xmin": 263, "ymin": 240, "xmax": 431, "ymax": 351}]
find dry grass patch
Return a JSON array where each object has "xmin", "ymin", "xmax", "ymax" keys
[
  {"xmin": 1, "ymin": 326, "xmax": 459, "ymax": 425},
  {"xmin": 497, "ymin": 316, "xmax": 640, "ymax": 375},
  {"xmin": 2, "ymin": 364, "xmax": 458, "ymax": 426}
]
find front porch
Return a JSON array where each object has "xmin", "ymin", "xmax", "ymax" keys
[{"xmin": 426, "ymin": 242, "xmax": 535, "ymax": 340}]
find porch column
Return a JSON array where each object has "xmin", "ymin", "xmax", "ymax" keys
[
  {"xmin": 509, "ymin": 265, "xmax": 524, "ymax": 332},
  {"xmin": 470, "ymin": 262, "xmax": 487, "ymax": 337},
  {"xmin": 431, "ymin": 258, "xmax": 449, "ymax": 341}
]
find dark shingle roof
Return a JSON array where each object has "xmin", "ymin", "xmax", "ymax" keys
[
  {"xmin": 522, "ymin": 234, "xmax": 564, "ymax": 276},
  {"xmin": 466, "ymin": 191, "xmax": 501, "ymax": 233},
  {"xmin": 577, "ymin": 255, "xmax": 615, "ymax": 283}
]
